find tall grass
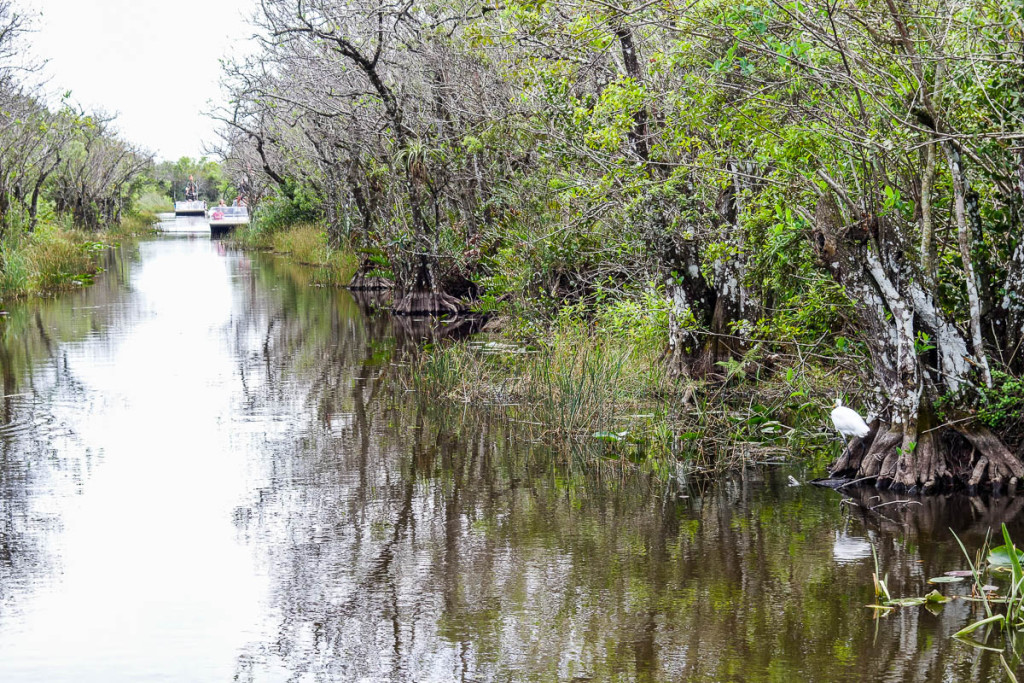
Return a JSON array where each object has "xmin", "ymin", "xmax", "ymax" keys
[
  {"xmin": 412, "ymin": 317, "xmax": 838, "ymax": 479},
  {"xmin": 415, "ymin": 322, "xmax": 681, "ymax": 474},
  {"xmin": 234, "ymin": 221, "xmax": 359, "ymax": 286},
  {"xmin": 0, "ymin": 224, "xmax": 102, "ymax": 299},
  {"xmin": 0, "ymin": 211, "xmax": 155, "ymax": 301},
  {"xmin": 136, "ymin": 190, "xmax": 174, "ymax": 214},
  {"xmin": 107, "ymin": 212, "xmax": 160, "ymax": 238},
  {"xmin": 0, "ymin": 240, "xmax": 30, "ymax": 296}
]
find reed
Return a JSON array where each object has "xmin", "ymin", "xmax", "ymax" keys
[
  {"xmin": 235, "ymin": 221, "xmax": 359, "ymax": 286},
  {"xmin": 0, "ymin": 224, "xmax": 102, "ymax": 299},
  {"xmin": 411, "ymin": 320, "xmax": 835, "ymax": 479},
  {"xmin": 953, "ymin": 524, "xmax": 1024, "ymax": 639},
  {"xmin": 135, "ymin": 190, "xmax": 174, "ymax": 214},
  {"xmin": 107, "ymin": 212, "xmax": 160, "ymax": 238},
  {"xmin": 0, "ymin": 211, "xmax": 156, "ymax": 301},
  {"xmin": 271, "ymin": 223, "xmax": 327, "ymax": 264}
]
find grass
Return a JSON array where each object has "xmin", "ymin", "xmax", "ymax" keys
[
  {"xmin": 0, "ymin": 224, "xmax": 103, "ymax": 298},
  {"xmin": 953, "ymin": 525, "xmax": 1024, "ymax": 639},
  {"xmin": 411, "ymin": 318, "xmax": 840, "ymax": 480},
  {"xmin": 136, "ymin": 190, "xmax": 174, "ymax": 214},
  {"xmin": 0, "ymin": 212, "xmax": 157, "ymax": 302},
  {"xmin": 107, "ymin": 212, "xmax": 161, "ymax": 239},
  {"xmin": 872, "ymin": 525, "xmax": 1024, "ymax": 680},
  {"xmin": 233, "ymin": 221, "xmax": 359, "ymax": 287}
]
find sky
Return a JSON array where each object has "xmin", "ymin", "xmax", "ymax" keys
[{"xmin": 25, "ymin": 0, "xmax": 256, "ymax": 162}]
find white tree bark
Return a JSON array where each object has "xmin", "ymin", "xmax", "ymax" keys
[{"xmin": 946, "ymin": 144, "xmax": 992, "ymax": 387}]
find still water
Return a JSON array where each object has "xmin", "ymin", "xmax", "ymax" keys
[{"xmin": 0, "ymin": 218, "xmax": 1021, "ymax": 681}]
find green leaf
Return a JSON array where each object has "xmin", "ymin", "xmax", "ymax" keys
[
  {"xmin": 988, "ymin": 543, "xmax": 1024, "ymax": 567},
  {"xmin": 591, "ymin": 431, "xmax": 628, "ymax": 441},
  {"xmin": 1002, "ymin": 523, "xmax": 1023, "ymax": 587},
  {"xmin": 886, "ymin": 597, "xmax": 926, "ymax": 607},
  {"xmin": 954, "ymin": 613, "xmax": 1005, "ymax": 637},
  {"xmin": 924, "ymin": 590, "xmax": 951, "ymax": 604},
  {"xmin": 928, "ymin": 576, "xmax": 964, "ymax": 584}
]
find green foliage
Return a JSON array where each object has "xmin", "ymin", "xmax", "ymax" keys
[
  {"xmin": 952, "ymin": 524, "xmax": 1024, "ymax": 653},
  {"xmin": 0, "ymin": 221, "xmax": 112, "ymax": 300},
  {"xmin": 593, "ymin": 284, "xmax": 669, "ymax": 351},
  {"xmin": 975, "ymin": 371, "xmax": 1024, "ymax": 429},
  {"xmin": 135, "ymin": 189, "xmax": 173, "ymax": 214},
  {"xmin": 252, "ymin": 184, "xmax": 321, "ymax": 236},
  {"xmin": 152, "ymin": 157, "xmax": 232, "ymax": 203}
]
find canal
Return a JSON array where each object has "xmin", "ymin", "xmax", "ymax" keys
[{"xmin": 0, "ymin": 219, "xmax": 1019, "ymax": 681}]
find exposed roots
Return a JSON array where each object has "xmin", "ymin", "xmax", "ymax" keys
[
  {"xmin": 348, "ymin": 261, "xmax": 393, "ymax": 291},
  {"xmin": 830, "ymin": 419, "xmax": 1023, "ymax": 495},
  {"xmin": 392, "ymin": 290, "xmax": 463, "ymax": 317}
]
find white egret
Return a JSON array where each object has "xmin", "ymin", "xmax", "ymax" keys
[{"xmin": 830, "ymin": 398, "xmax": 870, "ymax": 446}]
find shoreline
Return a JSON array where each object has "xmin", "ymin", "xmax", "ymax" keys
[
  {"xmin": 231, "ymin": 219, "xmax": 845, "ymax": 482},
  {"xmin": 0, "ymin": 212, "xmax": 160, "ymax": 305}
]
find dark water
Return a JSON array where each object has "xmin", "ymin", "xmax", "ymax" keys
[{"xmin": 0, "ymin": 218, "xmax": 1021, "ymax": 681}]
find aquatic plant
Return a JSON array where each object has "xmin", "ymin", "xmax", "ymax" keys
[
  {"xmin": 953, "ymin": 525, "xmax": 1024, "ymax": 639},
  {"xmin": 410, "ymin": 317, "xmax": 835, "ymax": 478},
  {"xmin": 233, "ymin": 221, "xmax": 359, "ymax": 287}
]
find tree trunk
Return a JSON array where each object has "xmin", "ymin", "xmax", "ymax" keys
[
  {"xmin": 694, "ymin": 163, "xmax": 755, "ymax": 377},
  {"xmin": 919, "ymin": 139, "xmax": 937, "ymax": 286},
  {"xmin": 946, "ymin": 143, "xmax": 992, "ymax": 387},
  {"xmin": 814, "ymin": 192, "xmax": 1019, "ymax": 492},
  {"xmin": 615, "ymin": 24, "xmax": 650, "ymax": 162},
  {"xmin": 1003, "ymin": 149, "xmax": 1024, "ymax": 366},
  {"xmin": 666, "ymin": 236, "xmax": 715, "ymax": 379}
]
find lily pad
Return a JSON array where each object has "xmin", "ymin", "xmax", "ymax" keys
[
  {"xmin": 987, "ymin": 544, "xmax": 1024, "ymax": 567},
  {"xmin": 886, "ymin": 597, "xmax": 927, "ymax": 607},
  {"xmin": 592, "ymin": 431, "xmax": 628, "ymax": 442},
  {"xmin": 928, "ymin": 576, "xmax": 964, "ymax": 584},
  {"xmin": 944, "ymin": 570, "xmax": 975, "ymax": 578},
  {"xmin": 924, "ymin": 590, "xmax": 950, "ymax": 604}
]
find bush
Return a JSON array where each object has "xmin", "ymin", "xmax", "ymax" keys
[{"xmin": 252, "ymin": 186, "xmax": 320, "ymax": 235}]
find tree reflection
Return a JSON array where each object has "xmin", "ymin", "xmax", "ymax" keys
[
  {"xmin": 0, "ymin": 246, "xmax": 134, "ymax": 621},
  {"xmin": 226, "ymin": 253, "xmax": 1019, "ymax": 682},
  {"xmin": 1, "ymin": 241, "xmax": 1010, "ymax": 681}
]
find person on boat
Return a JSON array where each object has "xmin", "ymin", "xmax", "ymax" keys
[
  {"xmin": 185, "ymin": 175, "xmax": 198, "ymax": 201},
  {"xmin": 218, "ymin": 199, "xmax": 226, "ymax": 207}
]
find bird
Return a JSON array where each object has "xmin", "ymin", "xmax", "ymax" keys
[{"xmin": 830, "ymin": 398, "xmax": 870, "ymax": 446}]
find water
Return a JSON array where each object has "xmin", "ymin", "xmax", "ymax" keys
[{"xmin": 0, "ymin": 217, "xmax": 1020, "ymax": 681}]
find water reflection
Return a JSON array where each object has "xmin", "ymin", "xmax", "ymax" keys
[
  {"xmin": 832, "ymin": 531, "xmax": 874, "ymax": 565},
  {"xmin": 0, "ymin": 225, "xmax": 1020, "ymax": 681}
]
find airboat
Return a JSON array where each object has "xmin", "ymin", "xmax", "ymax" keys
[
  {"xmin": 175, "ymin": 178, "xmax": 207, "ymax": 216},
  {"xmin": 208, "ymin": 205, "xmax": 249, "ymax": 236},
  {"xmin": 174, "ymin": 200, "xmax": 208, "ymax": 216}
]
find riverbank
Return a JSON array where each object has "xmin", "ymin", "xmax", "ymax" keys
[
  {"xmin": 0, "ymin": 212, "xmax": 159, "ymax": 302},
  {"xmin": 2, "ymin": 230, "xmax": 1017, "ymax": 681},
  {"xmin": 411, "ymin": 315, "xmax": 847, "ymax": 478},
  {"xmin": 231, "ymin": 221, "xmax": 358, "ymax": 287},
  {"xmin": 230, "ymin": 219, "xmax": 850, "ymax": 478}
]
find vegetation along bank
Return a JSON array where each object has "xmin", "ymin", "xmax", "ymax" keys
[
  {"xmin": 207, "ymin": 0, "xmax": 1024, "ymax": 492},
  {"xmin": 0, "ymin": 2, "xmax": 165, "ymax": 302}
]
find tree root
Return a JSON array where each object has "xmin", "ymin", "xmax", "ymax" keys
[
  {"xmin": 348, "ymin": 262, "xmax": 393, "ymax": 291},
  {"xmin": 829, "ymin": 420, "xmax": 1023, "ymax": 495},
  {"xmin": 392, "ymin": 290, "xmax": 463, "ymax": 316}
]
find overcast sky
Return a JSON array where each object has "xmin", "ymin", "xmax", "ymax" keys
[{"xmin": 25, "ymin": 0, "xmax": 256, "ymax": 162}]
